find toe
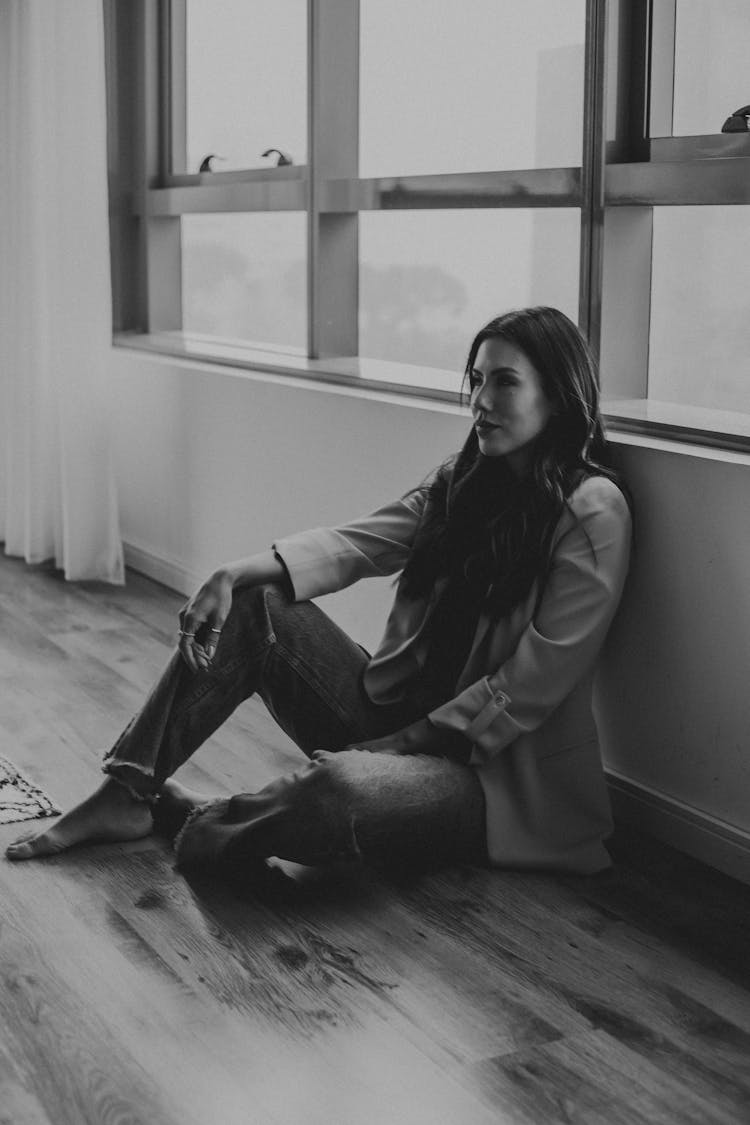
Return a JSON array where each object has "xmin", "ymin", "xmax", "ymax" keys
[
  {"xmin": 6, "ymin": 838, "xmax": 36, "ymax": 860},
  {"xmin": 5, "ymin": 831, "xmax": 61, "ymax": 861}
]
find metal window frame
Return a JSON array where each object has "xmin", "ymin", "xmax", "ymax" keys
[
  {"xmin": 105, "ymin": 0, "xmax": 750, "ymax": 453},
  {"xmin": 147, "ymin": 0, "xmax": 595, "ymax": 348}
]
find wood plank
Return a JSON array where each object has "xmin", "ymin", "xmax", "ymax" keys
[{"xmin": 2, "ymin": 553, "xmax": 750, "ymax": 1125}]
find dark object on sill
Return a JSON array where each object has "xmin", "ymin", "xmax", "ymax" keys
[
  {"xmin": 721, "ymin": 105, "xmax": 750, "ymax": 133},
  {"xmin": 261, "ymin": 148, "xmax": 293, "ymax": 166},
  {"xmin": 198, "ymin": 154, "xmax": 227, "ymax": 172}
]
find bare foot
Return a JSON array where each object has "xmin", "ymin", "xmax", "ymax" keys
[
  {"xmin": 152, "ymin": 778, "xmax": 216, "ymax": 842},
  {"xmin": 5, "ymin": 777, "xmax": 153, "ymax": 861}
]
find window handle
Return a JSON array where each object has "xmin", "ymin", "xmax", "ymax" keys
[
  {"xmin": 198, "ymin": 154, "xmax": 227, "ymax": 172},
  {"xmin": 721, "ymin": 105, "xmax": 750, "ymax": 133},
  {"xmin": 261, "ymin": 148, "xmax": 293, "ymax": 166}
]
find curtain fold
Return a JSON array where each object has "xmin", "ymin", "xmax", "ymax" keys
[{"xmin": 0, "ymin": 0, "xmax": 124, "ymax": 582}]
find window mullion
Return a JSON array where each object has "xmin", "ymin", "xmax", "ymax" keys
[
  {"xmin": 140, "ymin": 0, "xmax": 182, "ymax": 332},
  {"xmin": 648, "ymin": 0, "xmax": 677, "ymax": 140},
  {"xmin": 599, "ymin": 0, "xmax": 652, "ymax": 402},
  {"xmin": 578, "ymin": 0, "xmax": 608, "ymax": 359},
  {"xmin": 319, "ymin": 168, "xmax": 581, "ymax": 212},
  {"xmin": 307, "ymin": 0, "xmax": 359, "ymax": 360},
  {"xmin": 165, "ymin": 0, "xmax": 187, "ymax": 176}
]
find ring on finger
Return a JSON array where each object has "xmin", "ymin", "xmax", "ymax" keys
[{"xmin": 209, "ymin": 627, "xmax": 222, "ymax": 634}]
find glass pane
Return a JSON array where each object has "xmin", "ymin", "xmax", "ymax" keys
[
  {"xmin": 359, "ymin": 0, "xmax": 586, "ymax": 178},
  {"xmin": 181, "ymin": 213, "xmax": 306, "ymax": 350},
  {"xmin": 649, "ymin": 208, "xmax": 750, "ymax": 413},
  {"xmin": 672, "ymin": 0, "xmax": 750, "ymax": 136},
  {"xmin": 358, "ymin": 210, "xmax": 580, "ymax": 376},
  {"xmin": 185, "ymin": 0, "xmax": 306, "ymax": 173}
]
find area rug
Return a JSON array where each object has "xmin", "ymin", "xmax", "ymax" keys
[{"xmin": 0, "ymin": 755, "xmax": 61, "ymax": 825}]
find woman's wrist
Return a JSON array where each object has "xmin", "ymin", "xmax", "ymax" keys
[
  {"xmin": 404, "ymin": 718, "xmax": 437, "ymax": 750},
  {"xmin": 209, "ymin": 565, "xmax": 236, "ymax": 589},
  {"xmin": 398, "ymin": 717, "xmax": 468, "ymax": 758},
  {"xmin": 422, "ymin": 718, "xmax": 472, "ymax": 760},
  {"xmin": 213, "ymin": 551, "xmax": 285, "ymax": 591}
]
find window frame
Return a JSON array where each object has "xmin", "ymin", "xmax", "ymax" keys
[{"xmin": 105, "ymin": 0, "xmax": 750, "ymax": 454}]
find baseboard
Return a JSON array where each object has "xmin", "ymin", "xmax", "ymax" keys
[
  {"xmin": 607, "ymin": 769, "xmax": 750, "ymax": 886},
  {"xmin": 122, "ymin": 540, "xmax": 201, "ymax": 598}
]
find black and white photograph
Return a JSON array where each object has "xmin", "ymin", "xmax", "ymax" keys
[{"xmin": 1, "ymin": 2, "xmax": 749, "ymax": 1122}]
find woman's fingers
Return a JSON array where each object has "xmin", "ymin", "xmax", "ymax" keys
[
  {"xmin": 177, "ymin": 573, "xmax": 233, "ymax": 671},
  {"xmin": 178, "ymin": 629, "xmax": 201, "ymax": 673},
  {"xmin": 178, "ymin": 608, "xmax": 207, "ymax": 672},
  {"xmin": 205, "ymin": 596, "xmax": 231, "ymax": 659},
  {"xmin": 179, "ymin": 620, "xmax": 221, "ymax": 673},
  {"xmin": 205, "ymin": 619, "xmax": 225, "ymax": 660}
]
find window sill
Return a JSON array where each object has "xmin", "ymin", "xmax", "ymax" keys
[
  {"xmin": 604, "ymin": 399, "xmax": 750, "ymax": 458},
  {"xmin": 113, "ymin": 333, "xmax": 750, "ymax": 459},
  {"xmin": 113, "ymin": 331, "xmax": 465, "ymax": 406}
]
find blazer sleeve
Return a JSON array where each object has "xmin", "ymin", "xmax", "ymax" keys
[
  {"xmin": 272, "ymin": 484, "xmax": 430, "ymax": 602},
  {"xmin": 426, "ymin": 477, "xmax": 632, "ymax": 764}
]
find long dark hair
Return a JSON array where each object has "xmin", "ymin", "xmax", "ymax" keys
[{"xmin": 400, "ymin": 306, "xmax": 625, "ymax": 618}]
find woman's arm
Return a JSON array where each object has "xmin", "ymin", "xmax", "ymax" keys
[
  {"xmin": 218, "ymin": 550, "xmax": 287, "ymax": 590},
  {"xmin": 178, "ymin": 550, "xmax": 285, "ymax": 673},
  {"xmin": 180, "ymin": 479, "xmax": 433, "ymax": 674},
  {"xmin": 273, "ymin": 487, "xmax": 431, "ymax": 602},
  {"xmin": 346, "ymin": 718, "xmax": 470, "ymax": 761}
]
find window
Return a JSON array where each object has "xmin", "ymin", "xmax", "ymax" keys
[
  {"xmin": 105, "ymin": 0, "xmax": 750, "ymax": 450},
  {"xmin": 183, "ymin": 0, "xmax": 307, "ymax": 174},
  {"xmin": 670, "ymin": 0, "xmax": 750, "ymax": 138},
  {"xmin": 648, "ymin": 207, "xmax": 750, "ymax": 416},
  {"xmin": 181, "ymin": 213, "xmax": 307, "ymax": 350},
  {"xmin": 359, "ymin": 0, "xmax": 586, "ymax": 177},
  {"xmin": 358, "ymin": 209, "xmax": 580, "ymax": 371}
]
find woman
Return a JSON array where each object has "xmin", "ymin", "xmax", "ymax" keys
[{"xmin": 7, "ymin": 307, "xmax": 631, "ymax": 877}]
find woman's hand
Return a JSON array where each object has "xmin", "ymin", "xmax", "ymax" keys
[
  {"xmin": 178, "ymin": 569, "xmax": 233, "ymax": 674},
  {"xmin": 346, "ymin": 718, "xmax": 470, "ymax": 760}
]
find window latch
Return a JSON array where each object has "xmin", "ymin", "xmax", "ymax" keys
[
  {"xmin": 261, "ymin": 148, "xmax": 293, "ymax": 166},
  {"xmin": 198, "ymin": 154, "xmax": 227, "ymax": 172},
  {"xmin": 721, "ymin": 105, "xmax": 750, "ymax": 133}
]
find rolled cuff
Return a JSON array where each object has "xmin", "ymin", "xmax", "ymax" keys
[
  {"xmin": 101, "ymin": 758, "xmax": 159, "ymax": 803},
  {"xmin": 427, "ymin": 676, "xmax": 521, "ymax": 765}
]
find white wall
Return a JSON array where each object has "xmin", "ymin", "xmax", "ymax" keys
[
  {"xmin": 111, "ymin": 347, "xmax": 750, "ymax": 881},
  {"xmin": 595, "ymin": 443, "xmax": 750, "ymax": 878},
  {"xmin": 111, "ymin": 348, "xmax": 468, "ymax": 649}
]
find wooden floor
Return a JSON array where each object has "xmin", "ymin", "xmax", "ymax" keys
[{"xmin": 1, "ymin": 554, "xmax": 750, "ymax": 1125}]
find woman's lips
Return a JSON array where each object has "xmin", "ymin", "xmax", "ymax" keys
[{"xmin": 475, "ymin": 420, "xmax": 502, "ymax": 433}]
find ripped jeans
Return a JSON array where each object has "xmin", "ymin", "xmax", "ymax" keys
[{"xmin": 102, "ymin": 584, "xmax": 487, "ymax": 872}]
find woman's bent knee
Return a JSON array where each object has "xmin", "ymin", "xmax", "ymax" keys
[
  {"xmin": 307, "ymin": 750, "xmax": 366, "ymax": 799},
  {"xmin": 221, "ymin": 582, "xmax": 286, "ymax": 652}
]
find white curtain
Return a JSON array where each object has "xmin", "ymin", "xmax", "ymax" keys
[{"xmin": 0, "ymin": 0, "xmax": 124, "ymax": 582}]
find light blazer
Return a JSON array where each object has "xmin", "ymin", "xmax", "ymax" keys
[{"xmin": 274, "ymin": 473, "xmax": 632, "ymax": 874}]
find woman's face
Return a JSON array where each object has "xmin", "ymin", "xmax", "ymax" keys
[{"xmin": 469, "ymin": 337, "xmax": 556, "ymax": 474}]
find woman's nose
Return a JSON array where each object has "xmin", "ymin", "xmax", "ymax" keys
[{"xmin": 473, "ymin": 384, "xmax": 494, "ymax": 414}]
